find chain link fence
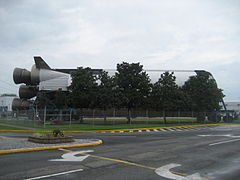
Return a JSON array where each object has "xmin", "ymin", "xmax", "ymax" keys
[{"xmin": 1, "ymin": 108, "xmax": 239, "ymax": 128}]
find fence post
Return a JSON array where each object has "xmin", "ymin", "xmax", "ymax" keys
[
  {"xmin": 113, "ymin": 108, "xmax": 116, "ymax": 117},
  {"xmin": 33, "ymin": 107, "xmax": 35, "ymax": 126},
  {"xmin": 92, "ymin": 109, "xmax": 95, "ymax": 126},
  {"xmin": 44, "ymin": 106, "xmax": 46, "ymax": 128},
  {"xmin": 69, "ymin": 109, "xmax": 72, "ymax": 128},
  {"xmin": 35, "ymin": 105, "xmax": 38, "ymax": 126}
]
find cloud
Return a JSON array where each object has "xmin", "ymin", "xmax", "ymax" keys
[{"xmin": 0, "ymin": 0, "xmax": 239, "ymax": 101}]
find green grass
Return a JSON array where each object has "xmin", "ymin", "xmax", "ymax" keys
[
  {"xmin": 42, "ymin": 124, "xmax": 191, "ymax": 131},
  {"xmin": 232, "ymin": 119, "xmax": 240, "ymax": 123},
  {"xmin": 83, "ymin": 117, "xmax": 196, "ymax": 121},
  {"xmin": 0, "ymin": 126, "xmax": 26, "ymax": 130},
  {"xmin": 0, "ymin": 117, "xmax": 239, "ymax": 131},
  {"xmin": 0, "ymin": 122, "xmax": 215, "ymax": 131}
]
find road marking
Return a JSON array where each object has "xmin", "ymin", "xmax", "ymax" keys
[
  {"xmin": 59, "ymin": 148, "xmax": 155, "ymax": 170},
  {"xmin": 50, "ymin": 150, "xmax": 93, "ymax": 162},
  {"xmin": 199, "ymin": 134, "xmax": 240, "ymax": 138},
  {"xmin": 209, "ymin": 139, "xmax": 240, "ymax": 146},
  {"xmin": 155, "ymin": 163, "xmax": 204, "ymax": 180},
  {"xmin": 24, "ymin": 169, "xmax": 83, "ymax": 180},
  {"xmin": 58, "ymin": 148, "xmax": 193, "ymax": 178},
  {"xmin": 89, "ymin": 125, "xmax": 216, "ymax": 134}
]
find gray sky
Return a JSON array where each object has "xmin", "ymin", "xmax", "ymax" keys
[{"xmin": 0, "ymin": 0, "xmax": 239, "ymax": 101}]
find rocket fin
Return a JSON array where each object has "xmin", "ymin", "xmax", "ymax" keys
[{"xmin": 34, "ymin": 56, "xmax": 51, "ymax": 70}]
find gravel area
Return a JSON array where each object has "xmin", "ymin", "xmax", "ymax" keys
[{"xmin": 0, "ymin": 138, "xmax": 94, "ymax": 150}]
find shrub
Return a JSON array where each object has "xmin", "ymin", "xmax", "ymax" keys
[{"xmin": 52, "ymin": 129, "xmax": 64, "ymax": 137}]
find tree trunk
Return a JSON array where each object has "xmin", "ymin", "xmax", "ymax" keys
[
  {"xmin": 127, "ymin": 108, "xmax": 131, "ymax": 124},
  {"xmin": 79, "ymin": 108, "xmax": 84, "ymax": 124},
  {"xmin": 163, "ymin": 110, "xmax": 167, "ymax": 124},
  {"xmin": 104, "ymin": 109, "xmax": 107, "ymax": 124}
]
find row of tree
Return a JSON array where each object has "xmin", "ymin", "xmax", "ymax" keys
[{"xmin": 51, "ymin": 62, "xmax": 224, "ymax": 123}]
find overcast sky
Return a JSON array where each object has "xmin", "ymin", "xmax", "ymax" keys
[{"xmin": 0, "ymin": 0, "xmax": 239, "ymax": 101}]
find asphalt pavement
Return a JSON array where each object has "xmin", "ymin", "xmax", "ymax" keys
[{"xmin": 0, "ymin": 124, "xmax": 240, "ymax": 180}]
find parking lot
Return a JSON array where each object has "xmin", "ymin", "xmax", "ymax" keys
[{"xmin": 1, "ymin": 125, "xmax": 240, "ymax": 180}]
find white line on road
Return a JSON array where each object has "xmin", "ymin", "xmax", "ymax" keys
[
  {"xmin": 209, "ymin": 138, "xmax": 240, "ymax": 146},
  {"xmin": 155, "ymin": 163, "xmax": 204, "ymax": 180},
  {"xmin": 24, "ymin": 169, "xmax": 83, "ymax": 180},
  {"xmin": 199, "ymin": 134, "xmax": 240, "ymax": 138}
]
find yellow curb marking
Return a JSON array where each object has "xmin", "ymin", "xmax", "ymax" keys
[
  {"xmin": 0, "ymin": 139, "xmax": 103, "ymax": 154},
  {"xmin": 58, "ymin": 148, "xmax": 188, "ymax": 177}
]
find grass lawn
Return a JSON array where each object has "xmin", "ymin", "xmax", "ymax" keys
[
  {"xmin": 0, "ymin": 126, "xmax": 26, "ymax": 130},
  {"xmin": 0, "ymin": 117, "xmax": 239, "ymax": 131},
  {"xmin": 42, "ymin": 123, "xmax": 202, "ymax": 131},
  {"xmin": 232, "ymin": 119, "xmax": 240, "ymax": 123},
  {"xmin": 0, "ymin": 122, "xmax": 218, "ymax": 131}
]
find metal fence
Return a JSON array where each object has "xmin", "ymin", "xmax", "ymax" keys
[{"xmin": 1, "ymin": 108, "xmax": 239, "ymax": 128}]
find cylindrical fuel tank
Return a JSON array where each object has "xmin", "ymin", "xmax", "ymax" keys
[{"xmin": 105, "ymin": 69, "xmax": 204, "ymax": 86}]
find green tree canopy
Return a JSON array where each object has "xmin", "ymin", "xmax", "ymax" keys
[
  {"xmin": 54, "ymin": 90, "xmax": 68, "ymax": 109},
  {"xmin": 68, "ymin": 67, "xmax": 98, "ymax": 109},
  {"xmin": 96, "ymin": 71, "xmax": 115, "ymax": 110},
  {"xmin": 115, "ymin": 62, "xmax": 151, "ymax": 122},
  {"xmin": 150, "ymin": 72, "xmax": 189, "ymax": 111},
  {"xmin": 182, "ymin": 71, "xmax": 224, "ymax": 111}
]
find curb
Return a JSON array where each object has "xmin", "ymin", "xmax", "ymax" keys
[
  {"xmin": 0, "ymin": 139, "xmax": 103, "ymax": 154},
  {"xmin": 0, "ymin": 123, "xmax": 239, "ymax": 133}
]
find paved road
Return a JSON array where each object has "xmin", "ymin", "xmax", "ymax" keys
[{"xmin": 0, "ymin": 125, "xmax": 240, "ymax": 180}]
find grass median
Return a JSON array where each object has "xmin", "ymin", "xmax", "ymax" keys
[
  {"xmin": 0, "ymin": 117, "xmax": 239, "ymax": 131},
  {"xmin": 0, "ymin": 125, "xmax": 27, "ymax": 130}
]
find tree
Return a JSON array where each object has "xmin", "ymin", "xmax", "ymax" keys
[
  {"xmin": 115, "ymin": 62, "xmax": 151, "ymax": 123},
  {"xmin": 35, "ymin": 91, "xmax": 56, "ymax": 109},
  {"xmin": 68, "ymin": 67, "xmax": 98, "ymax": 109},
  {"xmin": 182, "ymin": 71, "xmax": 224, "ymax": 112},
  {"xmin": 96, "ymin": 71, "xmax": 115, "ymax": 122},
  {"xmin": 150, "ymin": 72, "xmax": 187, "ymax": 123},
  {"xmin": 54, "ymin": 90, "xmax": 68, "ymax": 109}
]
